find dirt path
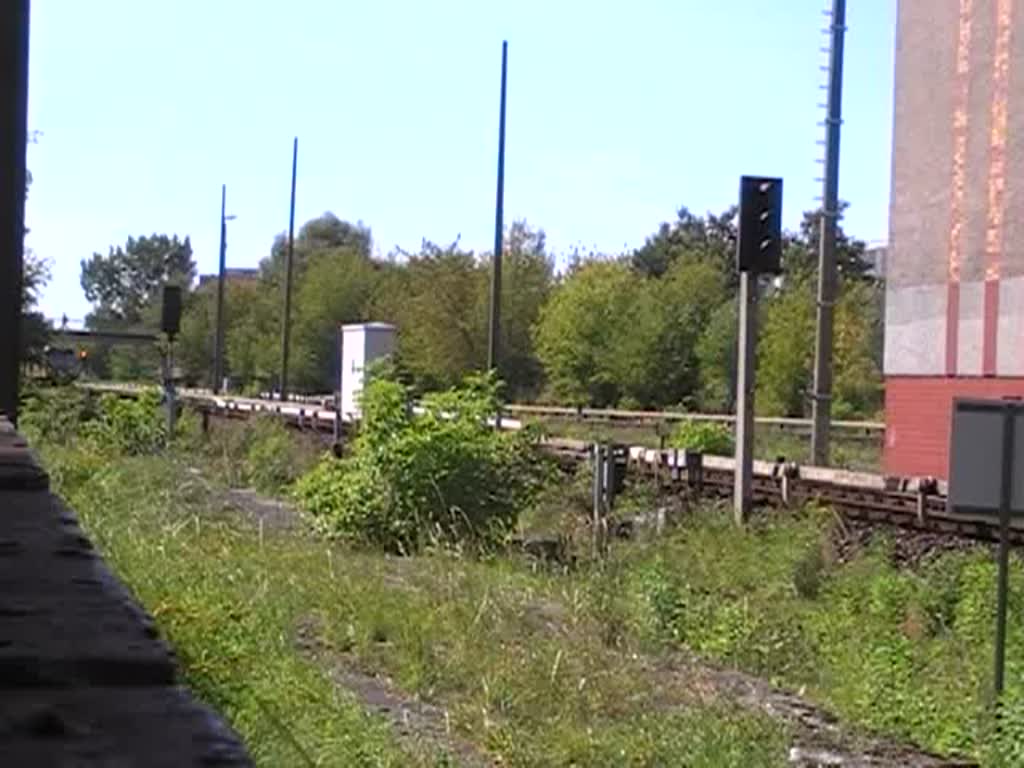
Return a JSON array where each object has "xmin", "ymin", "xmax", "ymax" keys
[
  {"xmin": 649, "ymin": 653, "xmax": 976, "ymax": 767},
  {"xmin": 295, "ymin": 618, "xmax": 496, "ymax": 768}
]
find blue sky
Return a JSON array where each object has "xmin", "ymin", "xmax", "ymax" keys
[{"xmin": 27, "ymin": 0, "xmax": 896, "ymax": 322}]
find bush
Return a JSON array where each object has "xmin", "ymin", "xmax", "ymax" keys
[
  {"xmin": 20, "ymin": 387, "xmax": 96, "ymax": 445},
  {"xmin": 295, "ymin": 371, "xmax": 549, "ymax": 552},
  {"xmin": 244, "ymin": 416, "xmax": 308, "ymax": 494},
  {"xmin": 669, "ymin": 420, "xmax": 734, "ymax": 455},
  {"xmin": 80, "ymin": 391, "xmax": 166, "ymax": 456}
]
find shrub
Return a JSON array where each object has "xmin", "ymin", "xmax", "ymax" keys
[
  {"xmin": 20, "ymin": 387, "xmax": 96, "ymax": 445},
  {"xmin": 83, "ymin": 391, "xmax": 166, "ymax": 455},
  {"xmin": 295, "ymin": 371, "xmax": 549, "ymax": 552},
  {"xmin": 244, "ymin": 416, "xmax": 307, "ymax": 494},
  {"xmin": 669, "ymin": 420, "xmax": 734, "ymax": 455}
]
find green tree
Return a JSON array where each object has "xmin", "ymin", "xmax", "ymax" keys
[
  {"xmin": 694, "ymin": 300, "xmax": 738, "ymax": 413},
  {"xmin": 781, "ymin": 203, "xmax": 872, "ymax": 280},
  {"xmin": 260, "ymin": 213, "xmax": 372, "ymax": 285},
  {"xmin": 486, "ymin": 220, "xmax": 554, "ymax": 399},
  {"xmin": 289, "ymin": 247, "xmax": 381, "ymax": 390},
  {"xmin": 755, "ymin": 277, "xmax": 815, "ymax": 417},
  {"xmin": 756, "ymin": 274, "xmax": 882, "ymax": 419},
  {"xmin": 533, "ymin": 259, "xmax": 641, "ymax": 407},
  {"xmin": 631, "ymin": 206, "xmax": 737, "ymax": 279},
  {"xmin": 372, "ymin": 239, "xmax": 488, "ymax": 392},
  {"xmin": 81, "ymin": 234, "xmax": 195, "ymax": 325},
  {"xmin": 176, "ymin": 283, "xmax": 215, "ymax": 386},
  {"xmin": 833, "ymin": 279, "xmax": 883, "ymax": 418},
  {"xmin": 224, "ymin": 280, "xmax": 279, "ymax": 389},
  {"xmin": 644, "ymin": 257, "xmax": 729, "ymax": 408}
]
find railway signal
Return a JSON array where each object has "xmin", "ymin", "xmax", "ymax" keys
[
  {"xmin": 161, "ymin": 284, "xmax": 183, "ymax": 440},
  {"xmin": 734, "ymin": 175, "xmax": 784, "ymax": 525},
  {"xmin": 161, "ymin": 284, "xmax": 182, "ymax": 339},
  {"xmin": 736, "ymin": 176, "xmax": 783, "ymax": 274}
]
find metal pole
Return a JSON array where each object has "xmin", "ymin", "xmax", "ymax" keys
[
  {"xmin": 280, "ymin": 137, "xmax": 298, "ymax": 401},
  {"xmin": 733, "ymin": 270, "xmax": 758, "ymax": 524},
  {"xmin": 810, "ymin": 0, "xmax": 847, "ymax": 467},
  {"xmin": 0, "ymin": 0, "xmax": 30, "ymax": 426},
  {"xmin": 163, "ymin": 344, "xmax": 177, "ymax": 442},
  {"xmin": 213, "ymin": 184, "xmax": 227, "ymax": 394},
  {"xmin": 592, "ymin": 443, "xmax": 605, "ymax": 558},
  {"xmin": 994, "ymin": 404, "xmax": 1015, "ymax": 699},
  {"xmin": 487, "ymin": 40, "xmax": 508, "ymax": 374}
]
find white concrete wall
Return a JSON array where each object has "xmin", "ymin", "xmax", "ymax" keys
[{"xmin": 883, "ymin": 284, "xmax": 947, "ymax": 375}]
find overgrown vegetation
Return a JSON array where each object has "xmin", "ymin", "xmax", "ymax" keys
[
  {"xmin": 296, "ymin": 372, "xmax": 550, "ymax": 552},
  {"xmin": 669, "ymin": 420, "xmax": 734, "ymax": 455},
  {"xmin": 31, "ymin": 387, "xmax": 792, "ymax": 767},
  {"xmin": 617, "ymin": 507, "xmax": 1024, "ymax": 764},
  {"xmin": 26, "ymin": 388, "xmax": 1024, "ymax": 765},
  {"xmin": 179, "ymin": 412, "xmax": 322, "ymax": 495}
]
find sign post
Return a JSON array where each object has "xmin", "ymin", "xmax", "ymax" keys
[
  {"xmin": 733, "ymin": 176, "xmax": 783, "ymax": 524},
  {"xmin": 160, "ymin": 285, "xmax": 182, "ymax": 442},
  {"xmin": 948, "ymin": 398, "xmax": 1022, "ymax": 699}
]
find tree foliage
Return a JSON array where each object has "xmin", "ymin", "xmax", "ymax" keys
[
  {"xmin": 533, "ymin": 259, "xmax": 640, "ymax": 407},
  {"xmin": 82, "ymin": 204, "xmax": 883, "ymax": 419},
  {"xmin": 81, "ymin": 234, "xmax": 194, "ymax": 325}
]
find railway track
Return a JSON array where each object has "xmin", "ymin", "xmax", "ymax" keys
[
  {"xmin": 79, "ymin": 382, "xmax": 1019, "ymax": 545},
  {"xmin": 252, "ymin": 391, "xmax": 885, "ymax": 438}
]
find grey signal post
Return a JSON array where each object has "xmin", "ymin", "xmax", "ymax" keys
[
  {"xmin": 948, "ymin": 398, "xmax": 1024, "ymax": 700},
  {"xmin": 213, "ymin": 186, "xmax": 237, "ymax": 395},
  {"xmin": 733, "ymin": 176, "xmax": 783, "ymax": 525},
  {"xmin": 733, "ymin": 270, "xmax": 758, "ymax": 524}
]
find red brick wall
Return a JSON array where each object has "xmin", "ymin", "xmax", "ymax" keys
[{"xmin": 884, "ymin": 376, "xmax": 1024, "ymax": 478}]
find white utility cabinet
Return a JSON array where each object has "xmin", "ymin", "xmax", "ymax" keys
[{"xmin": 339, "ymin": 323, "xmax": 396, "ymax": 422}]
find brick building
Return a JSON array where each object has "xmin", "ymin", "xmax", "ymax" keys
[
  {"xmin": 197, "ymin": 267, "xmax": 260, "ymax": 288},
  {"xmin": 885, "ymin": 0, "xmax": 1024, "ymax": 478}
]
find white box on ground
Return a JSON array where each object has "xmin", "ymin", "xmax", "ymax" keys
[{"xmin": 339, "ymin": 323, "xmax": 396, "ymax": 422}]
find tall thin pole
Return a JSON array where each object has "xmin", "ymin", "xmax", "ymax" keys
[
  {"xmin": 0, "ymin": 0, "xmax": 29, "ymax": 426},
  {"xmin": 487, "ymin": 40, "xmax": 508, "ymax": 374},
  {"xmin": 213, "ymin": 184, "xmax": 227, "ymax": 394},
  {"xmin": 733, "ymin": 270, "xmax": 758, "ymax": 524},
  {"xmin": 810, "ymin": 0, "xmax": 847, "ymax": 467},
  {"xmin": 280, "ymin": 137, "xmax": 298, "ymax": 401}
]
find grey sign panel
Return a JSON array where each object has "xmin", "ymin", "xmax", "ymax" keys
[
  {"xmin": 949, "ymin": 405, "xmax": 1005, "ymax": 513},
  {"xmin": 1014, "ymin": 412, "xmax": 1024, "ymax": 513},
  {"xmin": 948, "ymin": 399, "xmax": 1024, "ymax": 518}
]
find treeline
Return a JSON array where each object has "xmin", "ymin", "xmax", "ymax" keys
[{"xmin": 78, "ymin": 206, "xmax": 883, "ymax": 418}]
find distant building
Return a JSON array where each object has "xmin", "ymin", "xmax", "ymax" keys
[
  {"xmin": 197, "ymin": 268, "xmax": 259, "ymax": 288},
  {"xmin": 884, "ymin": 0, "xmax": 1024, "ymax": 479},
  {"xmin": 864, "ymin": 244, "xmax": 887, "ymax": 279}
]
